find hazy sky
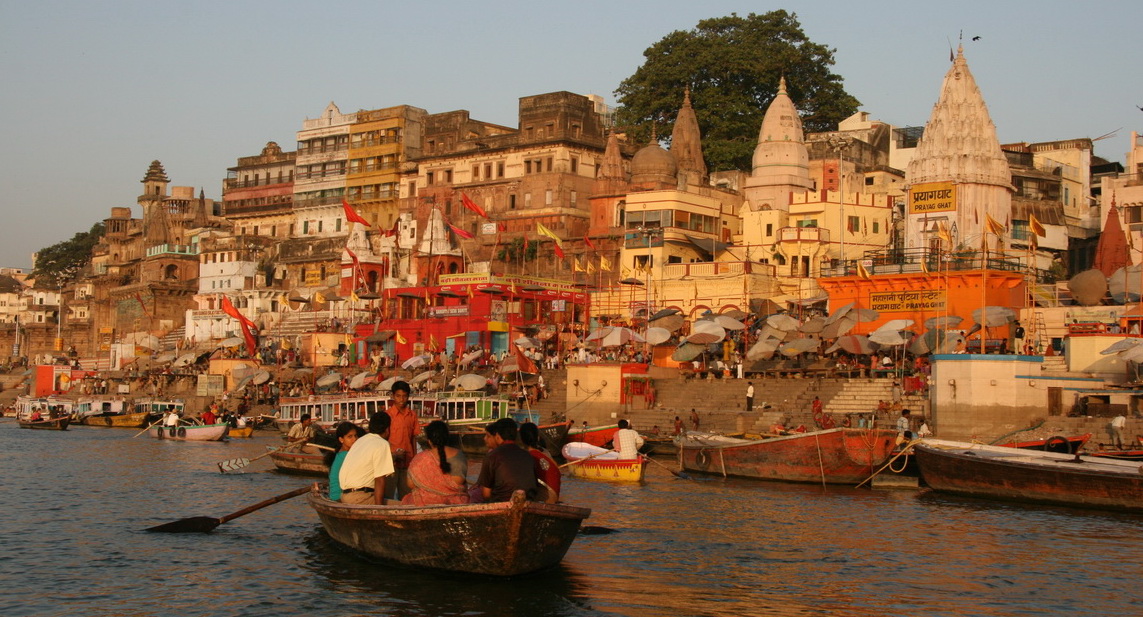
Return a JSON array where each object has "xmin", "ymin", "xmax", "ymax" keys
[{"xmin": 2, "ymin": 1, "xmax": 1140, "ymax": 269}]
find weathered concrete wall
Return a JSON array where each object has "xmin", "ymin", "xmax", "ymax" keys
[
  {"xmin": 565, "ymin": 363, "xmax": 625, "ymax": 424},
  {"xmin": 930, "ymin": 354, "xmax": 1102, "ymax": 440}
]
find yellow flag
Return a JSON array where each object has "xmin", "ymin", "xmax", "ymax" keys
[
  {"xmin": 467, "ymin": 285, "xmax": 475, "ymax": 299},
  {"xmin": 937, "ymin": 221, "xmax": 952, "ymax": 244},
  {"xmin": 622, "ymin": 265, "xmax": 632, "ymax": 277},
  {"xmin": 430, "ymin": 334, "xmax": 438, "ymax": 350},
  {"xmin": 587, "ymin": 260, "xmax": 596, "ymax": 274},
  {"xmin": 279, "ymin": 293, "xmax": 290, "ymax": 307},
  {"xmin": 857, "ymin": 262, "xmax": 872, "ymax": 280},
  {"xmin": 920, "ymin": 259, "xmax": 930, "ymax": 275},
  {"xmin": 312, "ymin": 291, "xmax": 326, "ymax": 303},
  {"xmin": 536, "ymin": 223, "xmax": 562, "ymax": 247},
  {"xmin": 396, "ymin": 331, "xmax": 407, "ymax": 345},
  {"xmin": 1029, "ymin": 212, "xmax": 1046, "ymax": 237},
  {"xmin": 573, "ymin": 257, "xmax": 585, "ymax": 272},
  {"xmin": 985, "ymin": 213, "xmax": 1006, "ymax": 236},
  {"xmin": 600, "ymin": 255, "xmax": 612, "ymax": 272},
  {"xmin": 349, "ymin": 290, "xmax": 360, "ymax": 303}
]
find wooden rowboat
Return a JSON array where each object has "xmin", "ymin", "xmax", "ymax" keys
[
  {"xmin": 18, "ymin": 416, "xmax": 71, "ymax": 430},
  {"xmin": 269, "ymin": 448, "xmax": 328, "ymax": 476},
  {"xmin": 914, "ymin": 438, "xmax": 1143, "ymax": 513},
  {"xmin": 227, "ymin": 426, "xmax": 255, "ymax": 439},
  {"xmin": 77, "ymin": 411, "xmax": 151, "ymax": 429},
  {"xmin": 149, "ymin": 423, "xmax": 229, "ymax": 441},
  {"xmin": 996, "ymin": 433, "xmax": 1090, "ymax": 454},
  {"xmin": 562, "ymin": 442, "xmax": 647, "ymax": 483},
  {"xmin": 307, "ymin": 488, "xmax": 590, "ymax": 576},
  {"xmin": 678, "ymin": 428, "xmax": 899, "ymax": 484}
]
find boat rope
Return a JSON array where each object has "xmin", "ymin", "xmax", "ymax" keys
[
  {"xmin": 987, "ymin": 419, "xmax": 1046, "ymax": 445},
  {"xmin": 814, "ymin": 432, "xmax": 826, "ymax": 488},
  {"xmin": 855, "ymin": 439, "xmax": 917, "ymax": 488}
]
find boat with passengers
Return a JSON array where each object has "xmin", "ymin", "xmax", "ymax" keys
[{"xmin": 275, "ymin": 390, "xmax": 536, "ymax": 435}]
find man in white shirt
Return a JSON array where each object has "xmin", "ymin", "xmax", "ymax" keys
[
  {"xmin": 338, "ymin": 411, "xmax": 394, "ymax": 504},
  {"xmin": 612, "ymin": 419, "xmax": 644, "ymax": 459},
  {"xmin": 1109, "ymin": 414, "xmax": 1126, "ymax": 450},
  {"xmin": 745, "ymin": 382, "xmax": 755, "ymax": 411}
]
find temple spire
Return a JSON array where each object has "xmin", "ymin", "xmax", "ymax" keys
[{"xmin": 670, "ymin": 86, "xmax": 707, "ymax": 187}]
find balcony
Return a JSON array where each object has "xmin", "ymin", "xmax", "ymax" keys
[
  {"xmin": 146, "ymin": 244, "xmax": 199, "ymax": 258},
  {"xmin": 777, "ymin": 226, "xmax": 830, "ymax": 243}
]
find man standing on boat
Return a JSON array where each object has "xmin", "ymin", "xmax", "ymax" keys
[
  {"xmin": 477, "ymin": 418, "xmax": 537, "ymax": 502},
  {"xmin": 386, "ymin": 381, "xmax": 420, "ymax": 499},
  {"xmin": 339, "ymin": 411, "xmax": 394, "ymax": 505},
  {"xmin": 612, "ymin": 419, "xmax": 644, "ymax": 459}
]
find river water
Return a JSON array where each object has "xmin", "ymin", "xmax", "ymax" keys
[{"xmin": 2, "ymin": 421, "xmax": 1141, "ymax": 617}]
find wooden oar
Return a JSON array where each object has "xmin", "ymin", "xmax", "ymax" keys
[
  {"xmin": 558, "ymin": 449, "xmax": 613, "ymax": 469},
  {"xmin": 217, "ymin": 444, "xmax": 294, "ymax": 473},
  {"xmin": 645, "ymin": 454, "xmax": 692, "ymax": 480},
  {"xmin": 145, "ymin": 485, "xmax": 311, "ymax": 533},
  {"xmin": 132, "ymin": 420, "xmax": 163, "ymax": 438}
]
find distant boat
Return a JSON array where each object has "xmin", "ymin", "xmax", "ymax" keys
[
  {"xmin": 226, "ymin": 426, "xmax": 255, "ymax": 439},
  {"xmin": 678, "ymin": 428, "xmax": 899, "ymax": 484},
  {"xmin": 995, "ymin": 433, "xmax": 1091, "ymax": 454},
  {"xmin": 149, "ymin": 423, "xmax": 229, "ymax": 441},
  {"xmin": 307, "ymin": 488, "xmax": 591, "ymax": 576},
  {"xmin": 18, "ymin": 415, "xmax": 71, "ymax": 430},
  {"xmin": 561, "ymin": 442, "xmax": 647, "ymax": 483},
  {"xmin": 914, "ymin": 438, "xmax": 1143, "ymax": 513},
  {"xmin": 275, "ymin": 390, "xmax": 534, "ymax": 434}
]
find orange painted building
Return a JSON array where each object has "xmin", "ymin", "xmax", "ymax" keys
[{"xmin": 819, "ymin": 269, "xmax": 1026, "ymax": 336}]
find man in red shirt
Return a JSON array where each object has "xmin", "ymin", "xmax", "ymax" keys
[{"xmin": 386, "ymin": 380, "xmax": 421, "ymax": 499}]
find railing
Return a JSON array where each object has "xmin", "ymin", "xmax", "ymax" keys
[
  {"xmin": 821, "ymin": 247, "xmax": 1052, "ymax": 282},
  {"xmin": 777, "ymin": 226, "xmax": 830, "ymax": 243},
  {"xmin": 146, "ymin": 244, "xmax": 199, "ymax": 257}
]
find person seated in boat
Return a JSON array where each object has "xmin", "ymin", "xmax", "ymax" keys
[
  {"xmin": 164, "ymin": 410, "xmax": 180, "ymax": 427},
  {"xmin": 519, "ymin": 422, "xmax": 560, "ymax": 504},
  {"xmin": 326, "ymin": 421, "xmax": 366, "ymax": 501},
  {"xmin": 477, "ymin": 418, "xmax": 537, "ymax": 502},
  {"xmin": 29, "ymin": 408, "xmax": 42, "ymax": 422},
  {"xmin": 338, "ymin": 411, "xmax": 394, "ymax": 505},
  {"xmin": 200, "ymin": 406, "xmax": 216, "ymax": 426},
  {"xmin": 402, "ymin": 420, "xmax": 469, "ymax": 506},
  {"xmin": 896, "ymin": 408, "xmax": 913, "ymax": 442},
  {"xmin": 612, "ymin": 419, "xmax": 644, "ymax": 459},
  {"xmin": 287, "ymin": 414, "xmax": 316, "ymax": 447}
]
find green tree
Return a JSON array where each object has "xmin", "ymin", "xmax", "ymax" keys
[
  {"xmin": 31, "ymin": 222, "xmax": 105, "ymax": 286},
  {"xmin": 496, "ymin": 237, "xmax": 537, "ymax": 263},
  {"xmin": 614, "ymin": 11, "xmax": 860, "ymax": 172}
]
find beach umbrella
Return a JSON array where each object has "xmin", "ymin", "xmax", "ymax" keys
[
  {"xmin": 401, "ymin": 354, "xmax": 431, "ymax": 370},
  {"xmin": 819, "ymin": 315, "xmax": 858, "ymax": 339},
  {"xmin": 1068, "ymin": 269, "xmax": 1108, "ymax": 306},
  {"xmin": 348, "ymin": 371, "xmax": 372, "ymax": 389},
  {"xmin": 824, "ymin": 302, "xmax": 855, "ymax": 325},
  {"xmin": 584, "ymin": 327, "xmax": 614, "ymax": 342},
  {"xmin": 1120, "ymin": 345, "xmax": 1143, "ymax": 363},
  {"xmin": 514, "ymin": 336, "xmax": 541, "ymax": 349},
  {"xmin": 671, "ymin": 342, "xmax": 707, "ymax": 362},
  {"xmin": 746, "ymin": 337, "xmax": 781, "ymax": 361},
  {"xmin": 376, "ymin": 376, "xmax": 400, "ymax": 391},
  {"xmin": 172, "ymin": 353, "xmax": 198, "ymax": 368},
  {"xmin": 460, "ymin": 349, "xmax": 484, "ymax": 366},
  {"xmin": 588, "ymin": 327, "xmax": 645, "ymax": 347},
  {"xmin": 720, "ymin": 309, "xmax": 749, "ymax": 320},
  {"xmin": 972, "ymin": 307, "xmax": 1017, "ymax": 328},
  {"xmin": 153, "ymin": 352, "xmax": 177, "ymax": 365},
  {"xmin": 231, "ymin": 365, "xmax": 257, "ymax": 381},
  {"xmin": 925, "ymin": 315, "xmax": 963, "ymax": 330},
  {"xmin": 455, "ymin": 373, "xmax": 488, "ymax": 391},
  {"xmin": 316, "ymin": 372, "xmax": 342, "ymax": 388},
  {"xmin": 800, "ymin": 317, "xmax": 826, "ymax": 334},
  {"xmin": 713, "ymin": 315, "xmax": 746, "ymax": 330},
  {"xmin": 649, "ymin": 314, "xmax": 685, "ymax": 332},
  {"xmin": 558, "ymin": 332, "xmax": 581, "ymax": 346},
  {"xmin": 869, "ymin": 330, "xmax": 909, "ymax": 347},
  {"xmin": 766, "ymin": 314, "xmax": 800, "ymax": 331},
  {"xmin": 252, "ymin": 370, "xmax": 272, "ymax": 385},
  {"xmin": 219, "ymin": 337, "xmax": 244, "ymax": 348},
  {"xmin": 853, "ymin": 308, "xmax": 880, "ymax": 322},
  {"xmin": 915, "ymin": 329, "xmax": 962, "ymax": 355},
  {"xmin": 687, "ymin": 321, "xmax": 726, "ymax": 345},
  {"xmin": 649, "ymin": 308, "xmax": 681, "ymax": 321},
  {"xmin": 826, "ymin": 335, "xmax": 875, "ymax": 355},
  {"xmin": 876, "ymin": 319, "xmax": 914, "ymax": 333},
  {"xmin": 645, "ymin": 327, "xmax": 673, "ymax": 346},
  {"xmin": 1102, "ymin": 339, "xmax": 1143, "ymax": 355},
  {"xmin": 780, "ymin": 338, "xmax": 819, "ymax": 356},
  {"xmin": 410, "ymin": 370, "xmax": 435, "ymax": 385},
  {"xmin": 1108, "ymin": 265, "xmax": 1143, "ymax": 303}
]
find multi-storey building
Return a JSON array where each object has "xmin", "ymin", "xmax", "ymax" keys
[{"xmin": 221, "ymin": 141, "xmax": 296, "ymax": 240}]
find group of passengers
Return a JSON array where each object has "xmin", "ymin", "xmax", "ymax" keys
[{"xmin": 323, "ymin": 380, "xmax": 560, "ymax": 506}]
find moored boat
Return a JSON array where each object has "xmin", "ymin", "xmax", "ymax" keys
[
  {"xmin": 227, "ymin": 426, "xmax": 255, "ymax": 438},
  {"xmin": 996, "ymin": 433, "xmax": 1090, "ymax": 454},
  {"xmin": 77, "ymin": 410, "xmax": 150, "ymax": 428},
  {"xmin": 914, "ymin": 438, "xmax": 1143, "ymax": 513},
  {"xmin": 149, "ymin": 423, "xmax": 229, "ymax": 441},
  {"xmin": 561, "ymin": 442, "xmax": 647, "ymax": 482},
  {"xmin": 269, "ymin": 447, "xmax": 328, "ymax": 476},
  {"xmin": 17, "ymin": 415, "xmax": 71, "ymax": 430},
  {"xmin": 678, "ymin": 428, "xmax": 899, "ymax": 484},
  {"xmin": 307, "ymin": 488, "xmax": 591, "ymax": 576},
  {"xmin": 565, "ymin": 424, "xmax": 619, "ymax": 448}
]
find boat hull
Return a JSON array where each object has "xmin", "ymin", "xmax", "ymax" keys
[
  {"xmin": 307, "ymin": 489, "xmax": 590, "ymax": 576},
  {"xmin": 997, "ymin": 433, "xmax": 1090, "ymax": 454},
  {"xmin": 149, "ymin": 423, "xmax": 229, "ymax": 441},
  {"xmin": 915, "ymin": 440, "xmax": 1143, "ymax": 513},
  {"xmin": 77, "ymin": 412, "xmax": 151, "ymax": 429},
  {"xmin": 269, "ymin": 449, "xmax": 328, "ymax": 476},
  {"xmin": 565, "ymin": 457, "xmax": 648, "ymax": 482},
  {"xmin": 679, "ymin": 428, "xmax": 899, "ymax": 484},
  {"xmin": 565, "ymin": 425, "xmax": 619, "ymax": 448},
  {"xmin": 227, "ymin": 426, "xmax": 254, "ymax": 438},
  {"xmin": 18, "ymin": 417, "xmax": 71, "ymax": 430}
]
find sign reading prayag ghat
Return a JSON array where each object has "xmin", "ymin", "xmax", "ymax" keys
[
  {"xmin": 868, "ymin": 289, "xmax": 947, "ymax": 312},
  {"xmin": 908, "ymin": 182, "xmax": 956, "ymax": 214}
]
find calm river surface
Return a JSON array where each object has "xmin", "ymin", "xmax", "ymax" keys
[{"xmin": 2, "ymin": 421, "xmax": 1141, "ymax": 616}]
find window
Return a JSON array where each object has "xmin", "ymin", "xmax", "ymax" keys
[
  {"xmin": 336, "ymin": 218, "xmax": 342, "ymax": 232},
  {"xmin": 472, "ymin": 165, "xmax": 480, "ymax": 179},
  {"xmin": 427, "ymin": 171, "xmax": 435, "ymax": 185},
  {"xmin": 509, "ymin": 194, "xmax": 517, "ymax": 210},
  {"xmin": 524, "ymin": 193, "xmax": 532, "ymax": 208},
  {"xmin": 570, "ymin": 158, "xmax": 578, "ymax": 173},
  {"xmin": 545, "ymin": 190, "xmax": 553, "ymax": 205},
  {"xmin": 798, "ymin": 219, "xmax": 818, "ymax": 228},
  {"xmin": 765, "ymin": 223, "xmax": 773, "ymax": 236},
  {"xmin": 872, "ymin": 221, "xmax": 880, "ymax": 234},
  {"xmin": 570, "ymin": 191, "xmax": 577, "ymax": 207},
  {"xmin": 497, "ymin": 162, "xmax": 504, "ymax": 177},
  {"xmin": 847, "ymin": 215, "xmax": 860, "ymax": 233}
]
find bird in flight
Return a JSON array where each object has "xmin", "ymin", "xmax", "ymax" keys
[{"xmin": 972, "ymin": 36, "xmax": 981, "ymax": 41}]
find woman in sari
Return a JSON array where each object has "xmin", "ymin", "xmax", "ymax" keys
[
  {"xmin": 402, "ymin": 420, "xmax": 469, "ymax": 505},
  {"xmin": 520, "ymin": 422, "xmax": 560, "ymax": 504}
]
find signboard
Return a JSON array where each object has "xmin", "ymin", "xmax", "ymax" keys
[
  {"xmin": 196, "ymin": 374, "xmax": 225, "ymax": 397},
  {"xmin": 428, "ymin": 305, "xmax": 470, "ymax": 318},
  {"xmin": 908, "ymin": 182, "xmax": 956, "ymax": 214},
  {"xmin": 551, "ymin": 299, "xmax": 566, "ymax": 312},
  {"xmin": 481, "ymin": 222, "xmax": 498, "ymax": 236},
  {"xmin": 868, "ymin": 290, "xmax": 947, "ymax": 312}
]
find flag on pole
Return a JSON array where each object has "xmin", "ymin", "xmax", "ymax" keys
[
  {"xmin": 396, "ymin": 331, "xmax": 407, "ymax": 345},
  {"xmin": 313, "ymin": 291, "xmax": 327, "ymax": 304},
  {"xmin": 349, "ymin": 290, "xmax": 360, "ymax": 303},
  {"xmin": 512, "ymin": 342, "xmax": 538, "ymax": 374},
  {"xmin": 985, "ymin": 213, "xmax": 1006, "ymax": 236},
  {"xmin": 220, "ymin": 295, "xmax": 258, "ymax": 356},
  {"xmin": 573, "ymin": 257, "xmax": 585, "ymax": 272},
  {"xmin": 342, "ymin": 199, "xmax": 371, "ymax": 227},
  {"xmin": 920, "ymin": 259, "xmax": 930, "ymax": 275},
  {"xmin": 584, "ymin": 235, "xmax": 597, "ymax": 250},
  {"xmin": 134, "ymin": 292, "xmax": 149, "ymax": 318},
  {"xmin": 857, "ymin": 261, "xmax": 872, "ymax": 280},
  {"xmin": 467, "ymin": 285, "xmax": 475, "ymax": 299},
  {"xmin": 346, "ymin": 248, "xmax": 360, "ymax": 269},
  {"xmin": 430, "ymin": 334, "xmax": 438, "ymax": 351},
  {"xmin": 1029, "ymin": 213, "xmax": 1046, "ymax": 237},
  {"xmin": 448, "ymin": 224, "xmax": 474, "ymax": 239},
  {"xmin": 937, "ymin": 221, "xmax": 952, "ymax": 244},
  {"xmin": 600, "ymin": 255, "xmax": 612, "ymax": 271},
  {"xmin": 586, "ymin": 260, "xmax": 596, "ymax": 274},
  {"xmin": 460, "ymin": 193, "xmax": 488, "ymax": 218}
]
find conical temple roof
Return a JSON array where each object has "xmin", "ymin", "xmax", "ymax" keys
[
  {"xmin": 1094, "ymin": 202, "xmax": 1132, "ymax": 277},
  {"xmin": 671, "ymin": 87, "xmax": 707, "ymax": 183}
]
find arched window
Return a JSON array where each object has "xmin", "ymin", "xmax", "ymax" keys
[{"xmin": 164, "ymin": 264, "xmax": 178, "ymax": 280}]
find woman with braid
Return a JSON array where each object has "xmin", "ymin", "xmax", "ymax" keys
[{"xmin": 401, "ymin": 420, "xmax": 469, "ymax": 505}]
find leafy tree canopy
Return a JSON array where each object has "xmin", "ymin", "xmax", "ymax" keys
[
  {"xmin": 614, "ymin": 11, "xmax": 860, "ymax": 172},
  {"xmin": 31, "ymin": 222, "xmax": 105, "ymax": 287}
]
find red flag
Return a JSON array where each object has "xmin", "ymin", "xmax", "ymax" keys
[
  {"xmin": 512, "ymin": 343, "xmax": 538, "ymax": 374},
  {"xmin": 345, "ymin": 248, "xmax": 360, "ymax": 269},
  {"xmin": 553, "ymin": 243, "xmax": 565, "ymax": 259},
  {"xmin": 134, "ymin": 292, "xmax": 149, "ymax": 318},
  {"xmin": 342, "ymin": 199, "xmax": 371, "ymax": 227},
  {"xmin": 461, "ymin": 193, "xmax": 488, "ymax": 218},
  {"xmin": 448, "ymin": 224, "xmax": 474, "ymax": 239},
  {"xmin": 523, "ymin": 235, "xmax": 529, "ymax": 252},
  {"xmin": 220, "ymin": 296, "xmax": 258, "ymax": 356},
  {"xmin": 584, "ymin": 235, "xmax": 597, "ymax": 250}
]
